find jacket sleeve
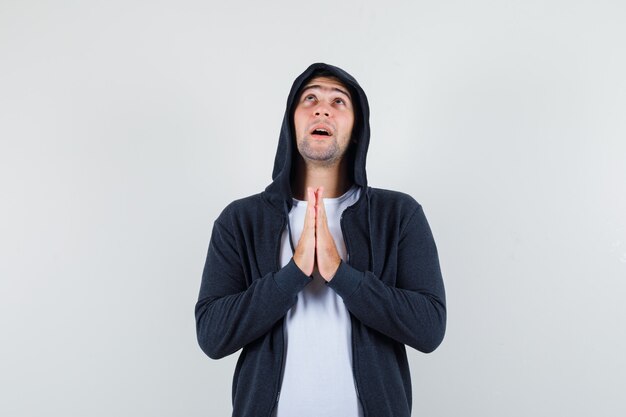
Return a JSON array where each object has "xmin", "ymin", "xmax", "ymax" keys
[
  {"xmin": 195, "ymin": 219, "xmax": 311, "ymax": 359},
  {"xmin": 327, "ymin": 205, "xmax": 446, "ymax": 353}
]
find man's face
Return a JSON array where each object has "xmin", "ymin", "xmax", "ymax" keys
[{"xmin": 293, "ymin": 76, "xmax": 355, "ymax": 166}]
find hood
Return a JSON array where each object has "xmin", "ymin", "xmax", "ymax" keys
[{"xmin": 263, "ymin": 62, "xmax": 371, "ymax": 211}]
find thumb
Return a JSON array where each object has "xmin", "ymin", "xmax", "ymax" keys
[{"xmin": 304, "ymin": 187, "xmax": 316, "ymax": 229}]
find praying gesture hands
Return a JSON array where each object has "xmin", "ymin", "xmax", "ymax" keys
[{"xmin": 292, "ymin": 187, "xmax": 342, "ymax": 282}]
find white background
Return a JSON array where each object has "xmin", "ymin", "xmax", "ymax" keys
[{"xmin": 1, "ymin": 1, "xmax": 625, "ymax": 416}]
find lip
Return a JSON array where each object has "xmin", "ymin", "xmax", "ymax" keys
[{"xmin": 309, "ymin": 123, "xmax": 334, "ymax": 139}]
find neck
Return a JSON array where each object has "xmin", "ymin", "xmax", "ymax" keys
[{"xmin": 291, "ymin": 157, "xmax": 353, "ymax": 200}]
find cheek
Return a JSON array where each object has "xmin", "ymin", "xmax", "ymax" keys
[
  {"xmin": 344, "ymin": 115, "xmax": 355, "ymax": 135},
  {"xmin": 293, "ymin": 109, "xmax": 306, "ymax": 135}
]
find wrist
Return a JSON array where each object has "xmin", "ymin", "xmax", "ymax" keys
[{"xmin": 321, "ymin": 258, "xmax": 341, "ymax": 282}]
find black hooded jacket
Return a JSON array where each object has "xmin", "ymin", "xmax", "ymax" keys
[{"xmin": 195, "ymin": 63, "xmax": 446, "ymax": 417}]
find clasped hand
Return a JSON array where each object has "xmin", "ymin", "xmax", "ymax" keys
[{"xmin": 293, "ymin": 187, "xmax": 341, "ymax": 282}]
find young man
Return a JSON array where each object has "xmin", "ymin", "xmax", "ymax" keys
[{"xmin": 195, "ymin": 63, "xmax": 446, "ymax": 417}]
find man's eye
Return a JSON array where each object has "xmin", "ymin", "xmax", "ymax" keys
[
  {"xmin": 335, "ymin": 98, "xmax": 345, "ymax": 104},
  {"xmin": 305, "ymin": 95, "xmax": 315, "ymax": 101}
]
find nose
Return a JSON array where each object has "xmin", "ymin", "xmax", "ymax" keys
[{"xmin": 314, "ymin": 104, "xmax": 330, "ymax": 117}]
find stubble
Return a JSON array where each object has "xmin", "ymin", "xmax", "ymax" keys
[{"xmin": 297, "ymin": 136, "xmax": 343, "ymax": 167}]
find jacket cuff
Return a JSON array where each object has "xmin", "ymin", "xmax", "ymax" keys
[
  {"xmin": 326, "ymin": 260, "xmax": 363, "ymax": 299},
  {"xmin": 273, "ymin": 258, "xmax": 312, "ymax": 296}
]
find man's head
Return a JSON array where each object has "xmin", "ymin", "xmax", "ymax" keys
[{"xmin": 293, "ymin": 73, "xmax": 355, "ymax": 167}]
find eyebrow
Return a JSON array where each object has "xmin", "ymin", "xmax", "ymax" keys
[{"xmin": 300, "ymin": 84, "xmax": 351, "ymax": 100}]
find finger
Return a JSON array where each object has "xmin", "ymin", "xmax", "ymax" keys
[
  {"xmin": 311, "ymin": 186, "xmax": 320, "ymax": 208},
  {"xmin": 308, "ymin": 187, "xmax": 317, "ymax": 219},
  {"xmin": 304, "ymin": 187, "xmax": 316, "ymax": 231},
  {"xmin": 316, "ymin": 187, "xmax": 326, "ymax": 224}
]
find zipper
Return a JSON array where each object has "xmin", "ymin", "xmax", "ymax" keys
[
  {"xmin": 341, "ymin": 214, "xmax": 367, "ymax": 416},
  {"xmin": 268, "ymin": 216, "xmax": 288, "ymax": 417},
  {"xmin": 351, "ymin": 319, "xmax": 366, "ymax": 416},
  {"xmin": 268, "ymin": 321, "xmax": 285, "ymax": 417}
]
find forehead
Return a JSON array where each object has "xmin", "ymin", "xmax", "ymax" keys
[{"xmin": 300, "ymin": 76, "xmax": 352, "ymax": 99}]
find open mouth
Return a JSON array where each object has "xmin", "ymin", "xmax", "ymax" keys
[
  {"xmin": 312, "ymin": 129, "xmax": 330, "ymax": 136},
  {"xmin": 310, "ymin": 126, "xmax": 332, "ymax": 138}
]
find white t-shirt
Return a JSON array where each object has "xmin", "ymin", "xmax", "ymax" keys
[{"xmin": 274, "ymin": 185, "xmax": 363, "ymax": 417}]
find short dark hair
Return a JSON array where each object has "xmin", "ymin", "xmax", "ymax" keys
[{"xmin": 308, "ymin": 68, "xmax": 341, "ymax": 81}]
